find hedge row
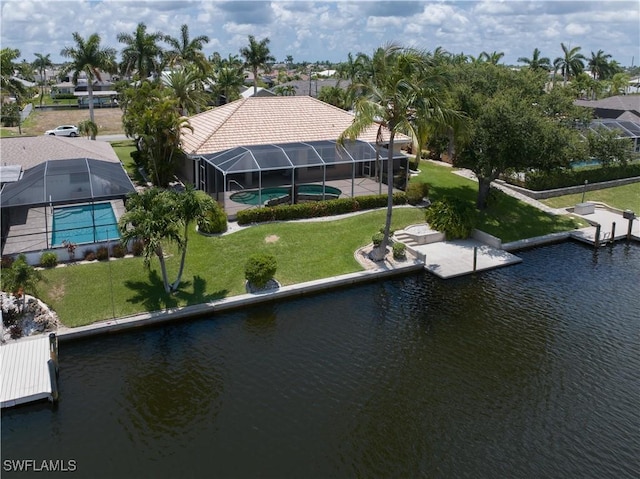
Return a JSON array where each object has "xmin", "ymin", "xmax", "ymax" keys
[
  {"xmin": 236, "ymin": 193, "xmax": 408, "ymax": 225},
  {"xmin": 508, "ymin": 163, "xmax": 640, "ymax": 191}
]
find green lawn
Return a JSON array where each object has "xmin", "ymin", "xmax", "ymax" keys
[
  {"xmin": 412, "ymin": 162, "xmax": 586, "ymax": 242},
  {"xmin": 39, "ymin": 208, "xmax": 426, "ymax": 327},
  {"xmin": 35, "ymin": 158, "xmax": 588, "ymax": 327},
  {"xmin": 541, "ymin": 182, "xmax": 640, "ymax": 213}
]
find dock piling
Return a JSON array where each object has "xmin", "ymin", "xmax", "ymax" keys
[
  {"xmin": 610, "ymin": 222, "xmax": 616, "ymax": 245},
  {"xmin": 594, "ymin": 224, "xmax": 601, "ymax": 248}
]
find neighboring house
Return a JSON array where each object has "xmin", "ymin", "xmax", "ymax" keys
[
  {"xmin": 0, "ymin": 136, "xmax": 135, "ymax": 259},
  {"xmin": 575, "ymin": 95, "xmax": 640, "ymax": 122},
  {"xmin": 575, "ymin": 95, "xmax": 640, "ymax": 153},
  {"xmin": 240, "ymin": 87, "xmax": 276, "ymax": 99},
  {"xmin": 179, "ymin": 96, "xmax": 410, "ymax": 218}
]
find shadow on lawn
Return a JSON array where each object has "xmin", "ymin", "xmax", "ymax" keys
[{"xmin": 124, "ymin": 272, "xmax": 229, "ymax": 311}]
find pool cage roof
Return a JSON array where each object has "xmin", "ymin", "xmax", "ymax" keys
[
  {"xmin": 0, "ymin": 158, "xmax": 136, "ymax": 208},
  {"xmin": 197, "ymin": 140, "xmax": 400, "ymax": 175},
  {"xmin": 586, "ymin": 119, "xmax": 640, "ymax": 139}
]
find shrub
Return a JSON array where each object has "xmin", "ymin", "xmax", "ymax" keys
[
  {"xmin": 424, "ymin": 197, "xmax": 476, "ymax": 240},
  {"xmin": 406, "ymin": 181, "xmax": 430, "ymax": 205},
  {"xmin": 236, "ymin": 193, "xmax": 408, "ymax": 225},
  {"xmin": 198, "ymin": 201, "xmax": 228, "ymax": 234},
  {"xmin": 131, "ymin": 239, "xmax": 145, "ymax": 257},
  {"xmin": 392, "ymin": 242, "xmax": 406, "ymax": 260},
  {"xmin": 245, "ymin": 253, "xmax": 277, "ymax": 288},
  {"xmin": 111, "ymin": 243, "xmax": 127, "ymax": 258},
  {"xmin": 83, "ymin": 249, "xmax": 96, "ymax": 261},
  {"xmin": 96, "ymin": 246, "xmax": 109, "ymax": 261},
  {"xmin": 40, "ymin": 251, "xmax": 58, "ymax": 268},
  {"xmin": 372, "ymin": 232, "xmax": 384, "ymax": 247},
  {"xmin": 9, "ymin": 323, "xmax": 23, "ymax": 340}
]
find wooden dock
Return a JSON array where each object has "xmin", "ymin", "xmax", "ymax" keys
[{"xmin": 1, "ymin": 333, "xmax": 59, "ymax": 408}]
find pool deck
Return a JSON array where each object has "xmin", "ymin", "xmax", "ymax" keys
[{"xmin": 2, "ymin": 200, "xmax": 126, "ymax": 256}]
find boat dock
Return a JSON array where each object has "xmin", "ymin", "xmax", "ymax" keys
[
  {"xmin": 1, "ymin": 333, "xmax": 59, "ymax": 408},
  {"xmin": 568, "ymin": 204, "xmax": 640, "ymax": 246}
]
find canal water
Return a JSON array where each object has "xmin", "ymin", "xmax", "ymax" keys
[{"xmin": 2, "ymin": 242, "xmax": 639, "ymax": 478}]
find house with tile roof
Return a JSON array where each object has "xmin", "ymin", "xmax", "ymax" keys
[{"xmin": 179, "ymin": 96, "xmax": 410, "ymax": 218}]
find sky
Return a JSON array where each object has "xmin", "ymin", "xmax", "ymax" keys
[{"xmin": 1, "ymin": 0, "xmax": 639, "ymax": 67}]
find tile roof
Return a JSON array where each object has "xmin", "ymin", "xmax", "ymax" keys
[
  {"xmin": 0, "ymin": 136, "xmax": 119, "ymax": 170},
  {"xmin": 181, "ymin": 96, "xmax": 409, "ymax": 155},
  {"xmin": 575, "ymin": 95, "xmax": 640, "ymax": 112}
]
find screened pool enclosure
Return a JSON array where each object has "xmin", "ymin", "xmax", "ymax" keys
[
  {"xmin": 1, "ymin": 158, "xmax": 135, "ymax": 258},
  {"xmin": 189, "ymin": 140, "xmax": 409, "ymax": 212}
]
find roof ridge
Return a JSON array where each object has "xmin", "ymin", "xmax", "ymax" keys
[{"xmin": 186, "ymin": 98, "xmax": 248, "ymax": 154}]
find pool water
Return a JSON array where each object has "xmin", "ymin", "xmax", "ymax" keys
[
  {"xmin": 51, "ymin": 203, "xmax": 120, "ymax": 246},
  {"xmin": 230, "ymin": 184, "xmax": 342, "ymax": 205}
]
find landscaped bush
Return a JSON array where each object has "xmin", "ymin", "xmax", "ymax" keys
[
  {"xmin": 392, "ymin": 242, "xmax": 406, "ymax": 260},
  {"xmin": 51, "ymin": 93, "xmax": 76, "ymax": 100},
  {"xmin": 424, "ymin": 197, "xmax": 476, "ymax": 239},
  {"xmin": 111, "ymin": 243, "xmax": 127, "ymax": 258},
  {"xmin": 245, "ymin": 253, "xmax": 277, "ymax": 288},
  {"xmin": 372, "ymin": 232, "xmax": 384, "ymax": 247},
  {"xmin": 96, "ymin": 246, "xmax": 109, "ymax": 261},
  {"xmin": 236, "ymin": 193, "xmax": 408, "ymax": 225},
  {"xmin": 83, "ymin": 249, "xmax": 96, "ymax": 261},
  {"xmin": 39, "ymin": 252, "xmax": 58, "ymax": 268},
  {"xmin": 406, "ymin": 181, "xmax": 430, "ymax": 205},
  {"xmin": 507, "ymin": 163, "xmax": 640, "ymax": 191},
  {"xmin": 197, "ymin": 201, "xmax": 228, "ymax": 234}
]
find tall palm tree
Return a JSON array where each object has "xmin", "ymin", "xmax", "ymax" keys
[
  {"xmin": 170, "ymin": 185, "xmax": 216, "ymax": 292},
  {"xmin": 240, "ymin": 35, "xmax": 275, "ymax": 95},
  {"xmin": 517, "ymin": 48, "xmax": 551, "ymax": 72},
  {"xmin": 339, "ymin": 44, "xmax": 425, "ymax": 261},
  {"xmin": 479, "ymin": 51, "xmax": 504, "ymax": 65},
  {"xmin": 164, "ymin": 66, "xmax": 207, "ymax": 115},
  {"xmin": 60, "ymin": 32, "xmax": 116, "ymax": 123},
  {"xmin": 164, "ymin": 24, "xmax": 210, "ymax": 74},
  {"xmin": 32, "ymin": 53, "xmax": 53, "ymax": 106},
  {"xmin": 588, "ymin": 49, "xmax": 613, "ymax": 80},
  {"xmin": 119, "ymin": 188, "xmax": 183, "ymax": 294},
  {"xmin": 554, "ymin": 42, "xmax": 585, "ymax": 86},
  {"xmin": 211, "ymin": 65, "xmax": 245, "ymax": 104},
  {"xmin": 117, "ymin": 22, "xmax": 164, "ymax": 81}
]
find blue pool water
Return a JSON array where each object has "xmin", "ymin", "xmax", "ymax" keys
[{"xmin": 51, "ymin": 203, "xmax": 120, "ymax": 246}]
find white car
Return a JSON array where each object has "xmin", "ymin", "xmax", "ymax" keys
[{"xmin": 45, "ymin": 125, "xmax": 79, "ymax": 137}]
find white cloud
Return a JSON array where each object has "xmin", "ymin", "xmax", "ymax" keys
[{"xmin": 1, "ymin": 1, "xmax": 638, "ymax": 66}]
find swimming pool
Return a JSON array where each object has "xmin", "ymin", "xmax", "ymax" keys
[
  {"xmin": 230, "ymin": 185, "xmax": 342, "ymax": 205},
  {"xmin": 51, "ymin": 203, "xmax": 120, "ymax": 246}
]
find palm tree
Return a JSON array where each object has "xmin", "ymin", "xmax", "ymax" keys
[
  {"xmin": 517, "ymin": 48, "xmax": 551, "ymax": 72},
  {"xmin": 117, "ymin": 22, "xmax": 164, "ymax": 81},
  {"xmin": 1, "ymin": 48, "xmax": 27, "ymax": 101},
  {"xmin": 170, "ymin": 186, "xmax": 216, "ymax": 292},
  {"xmin": 554, "ymin": 42, "xmax": 585, "ymax": 86},
  {"xmin": 588, "ymin": 49, "xmax": 613, "ymax": 80},
  {"xmin": 211, "ymin": 65, "xmax": 245, "ymax": 104},
  {"xmin": 60, "ymin": 32, "xmax": 116, "ymax": 124},
  {"xmin": 240, "ymin": 35, "xmax": 275, "ymax": 95},
  {"xmin": 164, "ymin": 66, "xmax": 207, "ymax": 115},
  {"xmin": 78, "ymin": 119, "xmax": 98, "ymax": 139},
  {"xmin": 164, "ymin": 24, "xmax": 210, "ymax": 74},
  {"xmin": 339, "ymin": 44, "xmax": 425, "ymax": 261},
  {"xmin": 1, "ymin": 254, "xmax": 43, "ymax": 312},
  {"xmin": 32, "ymin": 53, "xmax": 53, "ymax": 106},
  {"xmin": 609, "ymin": 72, "xmax": 630, "ymax": 96},
  {"xmin": 479, "ymin": 51, "xmax": 505, "ymax": 65},
  {"xmin": 119, "ymin": 188, "xmax": 183, "ymax": 294}
]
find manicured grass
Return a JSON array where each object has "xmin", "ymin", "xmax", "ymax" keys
[
  {"xmin": 0, "ymin": 128, "xmax": 19, "ymax": 138},
  {"xmin": 541, "ymin": 182, "xmax": 640, "ymax": 213},
  {"xmin": 36, "ymin": 159, "xmax": 589, "ymax": 327},
  {"xmin": 412, "ymin": 161, "xmax": 586, "ymax": 242},
  {"xmin": 110, "ymin": 140, "xmax": 147, "ymax": 185},
  {"xmin": 38, "ymin": 208, "xmax": 426, "ymax": 327}
]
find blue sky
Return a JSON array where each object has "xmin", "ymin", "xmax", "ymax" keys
[{"xmin": 1, "ymin": 1, "xmax": 639, "ymax": 67}]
